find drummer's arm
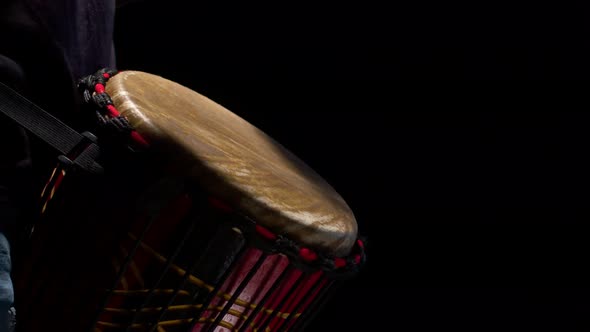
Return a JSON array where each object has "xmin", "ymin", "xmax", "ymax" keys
[
  {"xmin": 0, "ymin": 53, "xmax": 28, "ymax": 313},
  {"xmin": 0, "ymin": 54, "xmax": 28, "ymax": 234}
]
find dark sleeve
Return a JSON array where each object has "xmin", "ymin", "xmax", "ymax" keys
[{"xmin": 0, "ymin": 54, "xmax": 32, "ymax": 239}]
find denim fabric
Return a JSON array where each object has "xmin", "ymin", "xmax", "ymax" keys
[
  {"xmin": 0, "ymin": 233, "xmax": 12, "ymax": 305},
  {"xmin": 0, "ymin": 233, "xmax": 12, "ymax": 332}
]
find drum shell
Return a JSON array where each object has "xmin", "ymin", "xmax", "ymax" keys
[
  {"xmin": 15, "ymin": 150, "xmax": 333, "ymax": 332},
  {"xmin": 14, "ymin": 69, "xmax": 363, "ymax": 332}
]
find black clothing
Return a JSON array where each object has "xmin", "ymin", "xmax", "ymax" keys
[{"xmin": 0, "ymin": 0, "xmax": 115, "ymax": 236}]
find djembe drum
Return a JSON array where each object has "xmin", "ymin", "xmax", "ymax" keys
[{"xmin": 14, "ymin": 70, "xmax": 365, "ymax": 332}]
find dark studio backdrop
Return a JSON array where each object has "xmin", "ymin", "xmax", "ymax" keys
[{"xmin": 114, "ymin": 1, "xmax": 590, "ymax": 331}]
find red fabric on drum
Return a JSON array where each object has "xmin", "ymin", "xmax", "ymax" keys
[{"xmin": 268, "ymin": 271, "xmax": 326, "ymax": 331}]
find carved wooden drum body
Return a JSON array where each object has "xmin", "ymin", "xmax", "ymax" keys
[{"xmin": 15, "ymin": 71, "xmax": 365, "ymax": 332}]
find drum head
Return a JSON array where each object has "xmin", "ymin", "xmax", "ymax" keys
[{"xmin": 106, "ymin": 71, "xmax": 357, "ymax": 256}]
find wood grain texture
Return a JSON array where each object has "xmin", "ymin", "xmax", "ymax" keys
[{"xmin": 106, "ymin": 71, "xmax": 357, "ymax": 256}]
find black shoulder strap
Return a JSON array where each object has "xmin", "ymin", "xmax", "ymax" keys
[{"xmin": 0, "ymin": 81, "xmax": 103, "ymax": 174}]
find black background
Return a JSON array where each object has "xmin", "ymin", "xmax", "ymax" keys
[{"xmin": 115, "ymin": 1, "xmax": 590, "ymax": 331}]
